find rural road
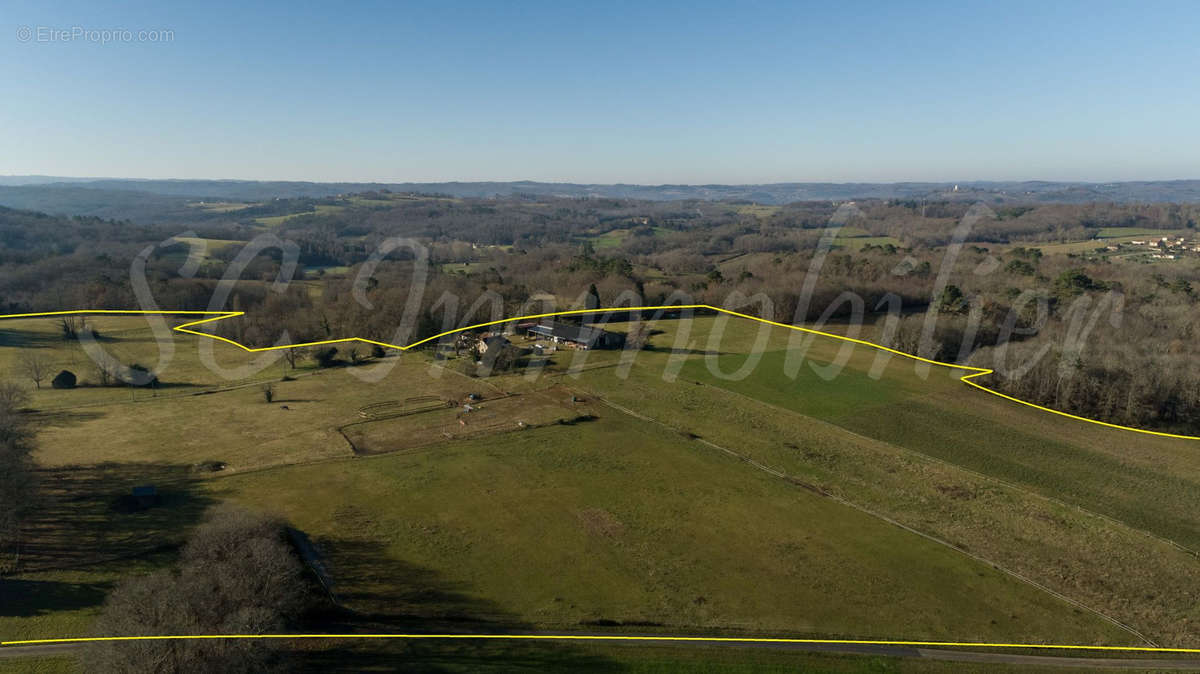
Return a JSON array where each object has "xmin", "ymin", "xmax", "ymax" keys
[{"xmin": 4, "ymin": 638, "xmax": 1200, "ymax": 670}]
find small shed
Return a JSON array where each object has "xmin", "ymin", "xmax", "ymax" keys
[{"xmin": 51, "ymin": 370, "xmax": 77, "ymax": 389}]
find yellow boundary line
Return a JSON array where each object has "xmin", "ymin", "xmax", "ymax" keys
[
  {"xmin": 5, "ymin": 306, "xmax": 1197, "ymax": 441},
  {"xmin": 3, "ymin": 633, "xmax": 1200, "ymax": 653},
  {"xmin": 3, "ymin": 306, "xmax": 1199, "ymax": 654}
]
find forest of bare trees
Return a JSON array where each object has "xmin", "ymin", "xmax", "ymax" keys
[{"xmin": 1, "ymin": 193, "xmax": 1197, "ymax": 432}]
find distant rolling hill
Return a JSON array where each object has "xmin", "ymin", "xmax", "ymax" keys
[{"xmin": 1, "ymin": 177, "xmax": 1198, "ymax": 222}]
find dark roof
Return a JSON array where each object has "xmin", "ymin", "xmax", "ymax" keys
[{"xmin": 527, "ymin": 320, "xmax": 611, "ymax": 345}]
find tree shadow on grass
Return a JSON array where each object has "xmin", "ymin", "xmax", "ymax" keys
[
  {"xmin": 282, "ymin": 539, "xmax": 620, "ymax": 672},
  {"xmin": 0, "ymin": 329, "xmax": 63, "ymax": 349},
  {"xmin": 30, "ymin": 409, "xmax": 107, "ymax": 429},
  {"xmin": 18, "ymin": 462, "xmax": 217, "ymax": 572},
  {"xmin": 314, "ymin": 539, "xmax": 510, "ymax": 622},
  {"xmin": 643, "ymin": 345, "xmax": 730, "ymax": 357},
  {"xmin": 285, "ymin": 637, "xmax": 622, "ymax": 673},
  {"xmin": 0, "ymin": 577, "xmax": 111, "ymax": 618}
]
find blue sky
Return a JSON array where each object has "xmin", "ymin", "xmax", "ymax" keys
[{"xmin": 2, "ymin": 0, "xmax": 1198, "ymax": 183}]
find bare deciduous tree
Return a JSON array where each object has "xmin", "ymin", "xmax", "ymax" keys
[
  {"xmin": 282, "ymin": 347, "xmax": 300, "ymax": 371},
  {"xmin": 58, "ymin": 316, "xmax": 89, "ymax": 340},
  {"xmin": 16, "ymin": 351, "xmax": 51, "ymax": 389},
  {"xmin": 92, "ymin": 353, "xmax": 122, "ymax": 387},
  {"xmin": 0, "ymin": 381, "xmax": 29, "ymax": 415}
]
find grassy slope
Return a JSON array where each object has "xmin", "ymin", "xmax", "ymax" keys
[
  {"xmin": 31, "ymin": 360, "xmax": 584, "ymax": 472},
  {"xmin": 674, "ymin": 345, "xmax": 1200, "ymax": 550},
  {"xmin": 1096, "ymin": 227, "xmax": 1184, "ymax": 238},
  {"xmin": 0, "ymin": 316, "xmax": 288, "ymax": 408},
  {"xmin": 256, "ymin": 203, "xmax": 345, "ymax": 226},
  {"xmin": 565, "ymin": 316, "xmax": 1200, "ymax": 645},
  {"xmin": 661, "ymin": 317, "xmax": 1200, "ymax": 550},
  {"xmin": 6, "ymin": 312, "xmax": 1199, "ymax": 655},
  {"xmin": 0, "ymin": 643, "xmax": 1139, "ymax": 673},
  {"xmin": 209, "ymin": 413, "xmax": 1122, "ymax": 644},
  {"xmin": 0, "ymin": 658, "xmax": 75, "ymax": 674},
  {"xmin": 289, "ymin": 640, "xmax": 1141, "ymax": 673}
]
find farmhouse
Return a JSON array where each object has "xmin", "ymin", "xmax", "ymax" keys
[{"xmin": 525, "ymin": 320, "xmax": 625, "ymax": 349}]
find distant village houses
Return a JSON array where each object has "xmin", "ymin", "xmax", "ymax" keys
[{"xmin": 1104, "ymin": 235, "xmax": 1200, "ymax": 261}]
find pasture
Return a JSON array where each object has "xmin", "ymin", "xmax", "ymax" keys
[
  {"xmin": 4, "ymin": 309, "xmax": 1200, "ymax": 662},
  {"xmin": 581, "ymin": 226, "xmax": 671, "ymax": 250},
  {"xmin": 185, "ymin": 201, "xmax": 257, "ymax": 213},
  {"xmin": 165, "ymin": 236, "xmax": 246, "ymax": 264},
  {"xmin": 1096, "ymin": 227, "xmax": 1182, "ymax": 238},
  {"xmin": 731, "ymin": 204, "xmax": 782, "ymax": 218},
  {"xmin": 565, "ymin": 315, "xmax": 1200, "ymax": 645},
  {"xmin": 0, "ymin": 315, "xmax": 288, "ymax": 408},
  {"xmin": 256, "ymin": 204, "xmax": 345, "ymax": 226},
  {"xmin": 211, "ymin": 411, "xmax": 1123, "ymax": 644}
]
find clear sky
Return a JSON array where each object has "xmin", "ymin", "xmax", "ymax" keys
[{"xmin": 2, "ymin": 0, "xmax": 1198, "ymax": 184}]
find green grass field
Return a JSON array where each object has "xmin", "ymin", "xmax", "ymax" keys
[
  {"xmin": 1096, "ymin": 227, "xmax": 1182, "ymax": 238},
  {"xmin": 564, "ymin": 316, "xmax": 1200, "ymax": 646},
  {"xmin": 731, "ymin": 204, "xmax": 782, "ymax": 219},
  {"xmin": 256, "ymin": 204, "xmax": 345, "ymax": 226},
  {"xmin": 0, "ymin": 657, "xmax": 75, "ymax": 674},
  {"xmin": 5, "ymin": 310, "xmax": 1200, "ymax": 668},
  {"xmin": 1024, "ymin": 237, "xmax": 1120, "ymax": 255},
  {"xmin": 0, "ymin": 640, "xmax": 1133, "ymax": 673},
  {"xmin": 286, "ymin": 640, "xmax": 1137, "ymax": 673},
  {"xmin": 0, "ymin": 316, "xmax": 291, "ymax": 408},
  {"xmin": 833, "ymin": 229, "xmax": 903, "ymax": 250},
  {"xmin": 678, "ymin": 349, "xmax": 918, "ymax": 420},
  {"xmin": 210, "ymin": 413, "xmax": 1121, "ymax": 643},
  {"xmin": 581, "ymin": 226, "xmax": 671, "ymax": 250},
  {"xmin": 168, "ymin": 236, "xmax": 245, "ymax": 261},
  {"xmin": 592, "ymin": 228, "xmax": 630, "ymax": 249},
  {"xmin": 186, "ymin": 201, "xmax": 257, "ymax": 213},
  {"xmin": 441, "ymin": 262, "xmax": 475, "ymax": 273}
]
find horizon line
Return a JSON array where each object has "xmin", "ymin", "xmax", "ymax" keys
[{"xmin": 4, "ymin": 175, "xmax": 1200, "ymax": 187}]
